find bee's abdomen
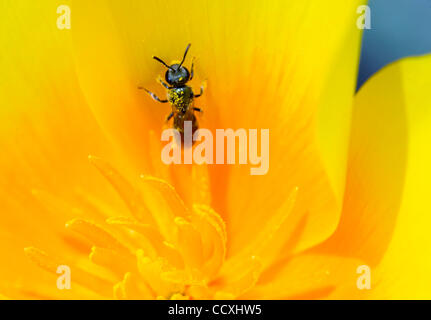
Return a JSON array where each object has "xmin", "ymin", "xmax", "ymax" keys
[
  {"xmin": 174, "ymin": 112, "xmax": 198, "ymax": 146},
  {"xmin": 173, "ymin": 111, "xmax": 198, "ymax": 132}
]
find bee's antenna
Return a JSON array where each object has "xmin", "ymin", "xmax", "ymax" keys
[
  {"xmin": 153, "ymin": 56, "xmax": 174, "ymax": 71},
  {"xmin": 179, "ymin": 43, "xmax": 191, "ymax": 67}
]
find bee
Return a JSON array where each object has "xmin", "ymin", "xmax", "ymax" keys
[{"xmin": 139, "ymin": 44, "xmax": 203, "ymax": 140}]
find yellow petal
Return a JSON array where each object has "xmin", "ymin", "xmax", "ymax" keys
[
  {"xmin": 317, "ymin": 53, "xmax": 408, "ymax": 266},
  {"xmin": 0, "ymin": 0, "xmax": 373, "ymax": 299},
  {"xmin": 325, "ymin": 54, "xmax": 431, "ymax": 299},
  {"xmin": 243, "ymin": 254, "xmax": 363, "ymax": 299},
  {"xmin": 225, "ymin": 2, "xmax": 365, "ymax": 256},
  {"xmin": 0, "ymin": 1, "xmax": 129, "ymax": 293},
  {"xmin": 224, "ymin": 187, "xmax": 297, "ymax": 273},
  {"xmin": 71, "ymin": 0, "xmax": 155, "ymax": 174},
  {"xmin": 365, "ymin": 55, "xmax": 431, "ymax": 299}
]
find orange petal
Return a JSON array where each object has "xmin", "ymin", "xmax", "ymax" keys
[
  {"xmin": 224, "ymin": 187, "xmax": 298, "ymax": 273},
  {"xmin": 243, "ymin": 254, "xmax": 363, "ymax": 299}
]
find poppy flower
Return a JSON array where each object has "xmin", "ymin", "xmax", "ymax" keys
[{"xmin": 0, "ymin": 0, "xmax": 430, "ymax": 299}]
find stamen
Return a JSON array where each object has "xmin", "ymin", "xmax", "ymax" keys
[
  {"xmin": 65, "ymin": 218, "xmax": 130, "ymax": 254},
  {"xmin": 106, "ymin": 216, "xmax": 185, "ymax": 268},
  {"xmin": 140, "ymin": 175, "xmax": 189, "ymax": 218},
  {"xmin": 24, "ymin": 247, "xmax": 113, "ymax": 297},
  {"xmin": 191, "ymin": 204, "xmax": 227, "ymax": 279},
  {"xmin": 136, "ymin": 250, "xmax": 185, "ymax": 298},
  {"xmin": 174, "ymin": 217, "xmax": 204, "ymax": 269},
  {"xmin": 89, "ymin": 246, "xmax": 135, "ymax": 276},
  {"xmin": 213, "ymin": 256, "xmax": 262, "ymax": 299},
  {"xmin": 24, "ymin": 247, "xmax": 59, "ymax": 273},
  {"xmin": 114, "ymin": 272, "xmax": 154, "ymax": 299},
  {"xmin": 88, "ymin": 155, "xmax": 156, "ymax": 225},
  {"xmin": 106, "ymin": 216, "xmax": 165, "ymax": 246}
]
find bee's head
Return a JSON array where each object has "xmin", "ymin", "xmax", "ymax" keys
[
  {"xmin": 165, "ymin": 64, "xmax": 190, "ymax": 86},
  {"xmin": 153, "ymin": 43, "xmax": 192, "ymax": 87}
]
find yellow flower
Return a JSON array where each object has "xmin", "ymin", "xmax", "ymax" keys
[{"xmin": 0, "ymin": 0, "xmax": 430, "ymax": 299}]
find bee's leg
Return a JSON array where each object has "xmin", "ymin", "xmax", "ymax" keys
[
  {"xmin": 189, "ymin": 57, "xmax": 195, "ymax": 80},
  {"xmin": 194, "ymin": 84, "xmax": 204, "ymax": 98},
  {"xmin": 158, "ymin": 78, "xmax": 172, "ymax": 89},
  {"xmin": 166, "ymin": 112, "xmax": 174, "ymax": 121},
  {"xmin": 138, "ymin": 87, "xmax": 168, "ymax": 103}
]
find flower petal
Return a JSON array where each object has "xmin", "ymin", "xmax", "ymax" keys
[
  {"xmin": 242, "ymin": 254, "xmax": 363, "ymax": 299},
  {"xmin": 364, "ymin": 55, "xmax": 431, "ymax": 299},
  {"xmin": 316, "ymin": 55, "xmax": 408, "ymax": 266},
  {"xmin": 323, "ymin": 54, "xmax": 431, "ymax": 299},
  {"xmin": 70, "ymin": 0, "xmax": 366, "ymax": 258},
  {"xmin": 225, "ymin": 1, "xmax": 366, "ymax": 257},
  {"xmin": 0, "ymin": 1, "xmax": 128, "ymax": 294}
]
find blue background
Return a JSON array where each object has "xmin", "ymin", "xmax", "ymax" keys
[{"xmin": 357, "ymin": 0, "xmax": 431, "ymax": 90}]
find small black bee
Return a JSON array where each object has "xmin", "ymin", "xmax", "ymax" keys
[{"xmin": 139, "ymin": 44, "xmax": 203, "ymax": 139}]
